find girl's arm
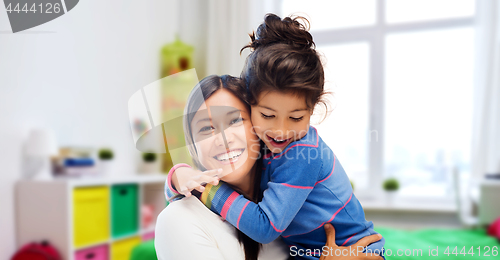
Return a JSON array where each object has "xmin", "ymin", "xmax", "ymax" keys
[
  {"xmin": 199, "ymin": 148, "xmax": 325, "ymax": 244},
  {"xmin": 165, "ymin": 164, "xmax": 221, "ymax": 201}
]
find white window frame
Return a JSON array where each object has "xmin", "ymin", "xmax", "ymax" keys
[{"xmin": 280, "ymin": 0, "xmax": 476, "ymax": 201}]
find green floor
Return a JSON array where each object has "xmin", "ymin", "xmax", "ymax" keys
[
  {"xmin": 130, "ymin": 228, "xmax": 499, "ymax": 260},
  {"xmin": 376, "ymin": 227, "xmax": 499, "ymax": 259}
]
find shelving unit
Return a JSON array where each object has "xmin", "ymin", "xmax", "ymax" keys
[{"xmin": 16, "ymin": 175, "xmax": 167, "ymax": 260}]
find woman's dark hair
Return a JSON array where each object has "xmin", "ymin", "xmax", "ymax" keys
[
  {"xmin": 183, "ymin": 75, "xmax": 262, "ymax": 260},
  {"xmin": 241, "ymin": 13, "xmax": 328, "ymax": 114}
]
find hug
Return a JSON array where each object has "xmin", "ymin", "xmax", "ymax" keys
[{"xmin": 155, "ymin": 13, "xmax": 385, "ymax": 260}]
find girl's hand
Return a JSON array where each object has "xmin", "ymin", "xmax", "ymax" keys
[
  {"xmin": 172, "ymin": 166, "xmax": 222, "ymax": 197},
  {"xmin": 319, "ymin": 224, "xmax": 384, "ymax": 260}
]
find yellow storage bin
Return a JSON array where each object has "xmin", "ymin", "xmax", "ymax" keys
[
  {"xmin": 73, "ymin": 186, "xmax": 110, "ymax": 247},
  {"xmin": 111, "ymin": 236, "xmax": 141, "ymax": 260}
]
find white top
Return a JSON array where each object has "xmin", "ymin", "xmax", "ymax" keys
[{"xmin": 155, "ymin": 196, "xmax": 290, "ymax": 260}]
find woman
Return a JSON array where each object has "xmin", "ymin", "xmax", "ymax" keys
[{"xmin": 154, "ymin": 75, "xmax": 383, "ymax": 260}]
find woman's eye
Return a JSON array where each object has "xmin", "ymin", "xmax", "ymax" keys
[
  {"xmin": 261, "ymin": 113, "xmax": 275, "ymax": 119},
  {"xmin": 230, "ymin": 117, "xmax": 243, "ymax": 125},
  {"xmin": 290, "ymin": 116, "xmax": 304, "ymax": 122},
  {"xmin": 199, "ymin": 126, "xmax": 214, "ymax": 133}
]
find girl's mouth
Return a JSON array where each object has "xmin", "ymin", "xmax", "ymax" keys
[
  {"xmin": 213, "ymin": 149, "xmax": 245, "ymax": 164},
  {"xmin": 266, "ymin": 135, "xmax": 291, "ymax": 149}
]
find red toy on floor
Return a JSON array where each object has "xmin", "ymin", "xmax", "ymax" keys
[
  {"xmin": 487, "ymin": 216, "xmax": 500, "ymax": 241},
  {"xmin": 11, "ymin": 241, "xmax": 61, "ymax": 260}
]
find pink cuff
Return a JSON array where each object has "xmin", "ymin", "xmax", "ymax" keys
[{"xmin": 167, "ymin": 163, "xmax": 192, "ymax": 194}]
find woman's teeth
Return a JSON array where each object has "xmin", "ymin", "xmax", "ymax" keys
[{"xmin": 214, "ymin": 149, "xmax": 244, "ymax": 161}]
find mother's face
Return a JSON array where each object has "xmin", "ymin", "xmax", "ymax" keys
[{"xmin": 190, "ymin": 89, "xmax": 260, "ymax": 183}]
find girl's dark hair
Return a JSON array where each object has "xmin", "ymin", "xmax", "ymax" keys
[
  {"xmin": 241, "ymin": 13, "xmax": 328, "ymax": 114},
  {"xmin": 183, "ymin": 75, "xmax": 262, "ymax": 260}
]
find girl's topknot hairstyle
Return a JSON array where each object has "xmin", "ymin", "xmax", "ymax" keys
[
  {"xmin": 244, "ymin": 13, "xmax": 314, "ymax": 51},
  {"xmin": 241, "ymin": 13, "xmax": 327, "ymax": 112}
]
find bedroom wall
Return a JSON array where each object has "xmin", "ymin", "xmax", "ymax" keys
[{"xmin": 0, "ymin": 1, "xmax": 179, "ymax": 258}]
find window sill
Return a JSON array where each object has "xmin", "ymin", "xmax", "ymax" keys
[{"xmin": 359, "ymin": 198, "xmax": 457, "ymax": 213}]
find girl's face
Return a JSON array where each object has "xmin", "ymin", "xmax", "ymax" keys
[
  {"xmin": 191, "ymin": 89, "xmax": 260, "ymax": 183},
  {"xmin": 251, "ymin": 91, "xmax": 311, "ymax": 154}
]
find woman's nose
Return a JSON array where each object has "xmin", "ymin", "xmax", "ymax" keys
[{"xmin": 214, "ymin": 129, "xmax": 234, "ymax": 147}]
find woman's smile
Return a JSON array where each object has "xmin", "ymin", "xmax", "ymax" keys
[{"xmin": 213, "ymin": 148, "xmax": 245, "ymax": 164}]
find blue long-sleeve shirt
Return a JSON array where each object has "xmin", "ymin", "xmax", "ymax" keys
[{"xmin": 167, "ymin": 126, "xmax": 385, "ymax": 259}]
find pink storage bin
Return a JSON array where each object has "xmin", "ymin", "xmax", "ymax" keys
[
  {"xmin": 142, "ymin": 231, "xmax": 155, "ymax": 241},
  {"xmin": 75, "ymin": 244, "xmax": 108, "ymax": 260}
]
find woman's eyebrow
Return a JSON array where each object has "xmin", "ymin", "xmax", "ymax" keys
[
  {"xmin": 195, "ymin": 117, "xmax": 211, "ymax": 126},
  {"xmin": 226, "ymin": 109, "xmax": 241, "ymax": 116}
]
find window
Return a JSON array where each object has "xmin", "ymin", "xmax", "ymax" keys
[
  {"xmin": 385, "ymin": 0, "xmax": 475, "ymax": 24},
  {"xmin": 385, "ymin": 28, "xmax": 474, "ymax": 198},
  {"xmin": 281, "ymin": 0, "xmax": 376, "ymax": 31},
  {"xmin": 281, "ymin": 0, "xmax": 475, "ymax": 200},
  {"xmin": 315, "ymin": 43, "xmax": 371, "ymax": 191}
]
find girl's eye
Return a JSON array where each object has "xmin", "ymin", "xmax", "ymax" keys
[
  {"xmin": 230, "ymin": 117, "xmax": 243, "ymax": 125},
  {"xmin": 261, "ymin": 113, "xmax": 275, "ymax": 119},
  {"xmin": 290, "ymin": 116, "xmax": 304, "ymax": 122},
  {"xmin": 199, "ymin": 126, "xmax": 214, "ymax": 133}
]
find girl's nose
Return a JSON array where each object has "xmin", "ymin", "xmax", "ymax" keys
[{"xmin": 273, "ymin": 120, "xmax": 289, "ymax": 137}]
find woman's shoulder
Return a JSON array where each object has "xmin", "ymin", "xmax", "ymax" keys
[
  {"xmin": 157, "ymin": 196, "xmax": 220, "ymax": 225},
  {"xmin": 155, "ymin": 197, "xmax": 290, "ymax": 260},
  {"xmin": 155, "ymin": 197, "xmax": 242, "ymax": 259},
  {"xmin": 156, "ymin": 196, "xmax": 240, "ymax": 240}
]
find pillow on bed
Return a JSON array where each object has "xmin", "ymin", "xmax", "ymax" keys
[{"xmin": 487, "ymin": 216, "xmax": 500, "ymax": 241}]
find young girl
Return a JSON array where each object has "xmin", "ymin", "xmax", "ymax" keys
[{"xmin": 167, "ymin": 14, "xmax": 385, "ymax": 259}]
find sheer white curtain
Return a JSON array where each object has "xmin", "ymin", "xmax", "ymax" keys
[
  {"xmin": 471, "ymin": 0, "xmax": 500, "ymax": 179},
  {"xmin": 178, "ymin": 0, "xmax": 279, "ymax": 78}
]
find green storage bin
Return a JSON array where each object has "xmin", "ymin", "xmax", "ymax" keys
[
  {"xmin": 130, "ymin": 240, "xmax": 157, "ymax": 260},
  {"xmin": 111, "ymin": 184, "xmax": 139, "ymax": 238}
]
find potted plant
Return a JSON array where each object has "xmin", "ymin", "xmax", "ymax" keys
[
  {"xmin": 98, "ymin": 148, "xmax": 114, "ymax": 176},
  {"xmin": 382, "ymin": 178, "xmax": 399, "ymax": 204},
  {"xmin": 98, "ymin": 149, "xmax": 114, "ymax": 160},
  {"xmin": 141, "ymin": 152, "xmax": 158, "ymax": 174}
]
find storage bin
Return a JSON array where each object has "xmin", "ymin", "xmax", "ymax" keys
[
  {"xmin": 111, "ymin": 236, "xmax": 141, "ymax": 260},
  {"xmin": 73, "ymin": 186, "xmax": 110, "ymax": 247},
  {"xmin": 111, "ymin": 184, "xmax": 139, "ymax": 238},
  {"xmin": 142, "ymin": 231, "xmax": 155, "ymax": 241},
  {"xmin": 75, "ymin": 244, "xmax": 108, "ymax": 260},
  {"xmin": 130, "ymin": 240, "xmax": 157, "ymax": 260},
  {"xmin": 16, "ymin": 176, "xmax": 166, "ymax": 260}
]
